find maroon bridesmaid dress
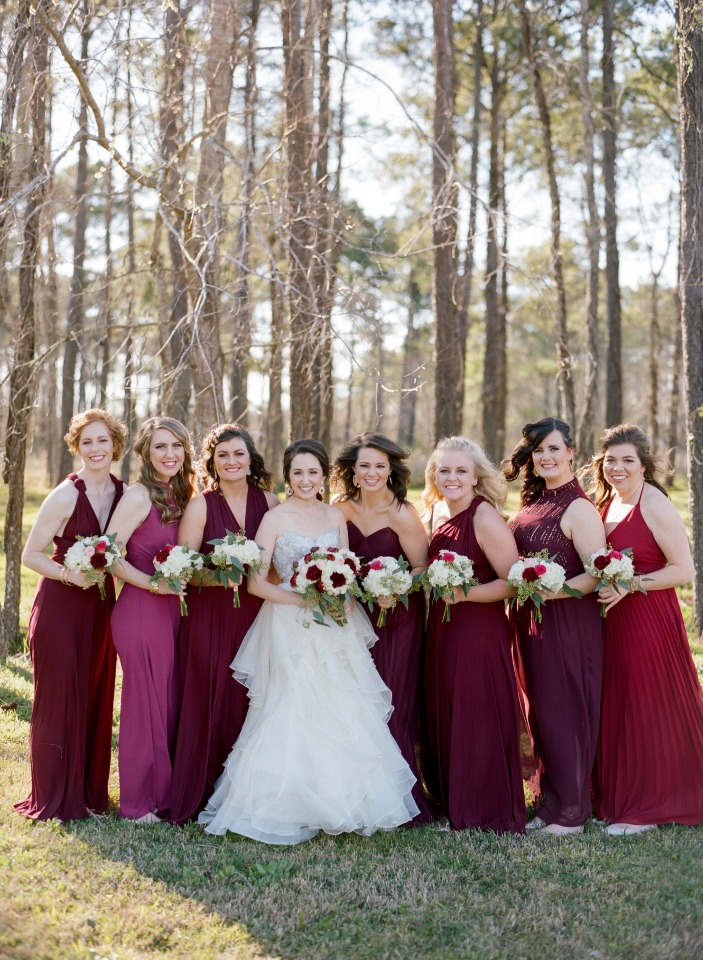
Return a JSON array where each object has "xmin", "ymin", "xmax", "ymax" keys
[
  {"xmin": 347, "ymin": 521, "xmax": 436, "ymax": 824},
  {"xmin": 15, "ymin": 473, "xmax": 124, "ymax": 821},
  {"xmin": 170, "ymin": 485, "xmax": 270, "ymax": 825},
  {"xmin": 111, "ymin": 503, "xmax": 181, "ymax": 818},
  {"xmin": 595, "ymin": 491, "xmax": 703, "ymax": 824},
  {"xmin": 424, "ymin": 497, "xmax": 526, "ymax": 833},
  {"xmin": 510, "ymin": 477, "xmax": 602, "ymax": 827}
]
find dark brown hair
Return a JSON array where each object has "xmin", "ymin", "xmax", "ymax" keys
[
  {"xmin": 502, "ymin": 417, "xmax": 574, "ymax": 507},
  {"xmin": 332, "ymin": 432, "xmax": 410, "ymax": 503},
  {"xmin": 132, "ymin": 417, "xmax": 196, "ymax": 522},
  {"xmin": 283, "ymin": 438, "xmax": 329, "ymax": 501},
  {"xmin": 583, "ymin": 423, "xmax": 670, "ymax": 510},
  {"xmin": 199, "ymin": 423, "xmax": 273, "ymax": 493}
]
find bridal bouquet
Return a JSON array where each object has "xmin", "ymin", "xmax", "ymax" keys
[
  {"xmin": 290, "ymin": 546, "xmax": 362, "ymax": 627},
  {"xmin": 150, "ymin": 544, "xmax": 205, "ymax": 615},
  {"xmin": 422, "ymin": 550, "xmax": 477, "ymax": 622},
  {"xmin": 583, "ymin": 545, "xmax": 645, "ymax": 617},
  {"xmin": 359, "ymin": 555, "xmax": 415, "ymax": 627},
  {"xmin": 507, "ymin": 550, "xmax": 581, "ymax": 624},
  {"xmin": 63, "ymin": 533, "xmax": 122, "ymax": 600},
  {"xmin": 207, "ymin": 529, "xmax": 263, "ymax": 607}
]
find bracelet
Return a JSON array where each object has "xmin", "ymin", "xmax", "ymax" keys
[
  {"xmin": 59, "ymin": 566, "xmax": 70, "ymax": 584},
  {"xmin": 148, "ymin": 581, "xmax": 160, "ymax": 594}
]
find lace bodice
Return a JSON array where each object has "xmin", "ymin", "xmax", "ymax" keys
[{"xmin": 272, "ymin": 527, "xmax": 340, "ymax": 583}]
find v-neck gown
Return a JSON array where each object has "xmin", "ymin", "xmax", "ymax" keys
[
  {"xmin": 15, "ymin": 473, "xmax": 124, "ymax": 821},
  {"xmin": 347, "ymin": 520, "xmax": 436, "ymax": 823},
  {"xmin": 170, "ymin": 485, "xmax": 270, "ymax": 825},
  {"xmin": 594, "ymin": 494, "xmax": 703, "ymax": 825},
  {"xmin": 111, "ymin": 502, "xmax": 181, "ymax": 818}
]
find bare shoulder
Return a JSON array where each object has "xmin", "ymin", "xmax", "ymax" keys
[
  {"xmin": 182, "ymin": 492, "xmax": 207, "ymax": 518},
  {"xmin": 564, "ymin": 495, "xmax": 601, "ymax": 524},
  {"xmin": 326, "ymin": 502, "xmax": 346, "ymax": 526},
  {"xmin": 47, "ymin": 478, "xmax": 79, "ymax": 511},
  {"xmin": 640, "ymin": 483, "xmax": 683, "ymax": 527},
  {"xmin": 264, "ymin": 491, "xmax": 281, "ymax": 510}
]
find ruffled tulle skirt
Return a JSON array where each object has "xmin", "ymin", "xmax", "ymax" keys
[{"xmin": 198, "ymin": 600, "xmax": 419, "ymax": 844}]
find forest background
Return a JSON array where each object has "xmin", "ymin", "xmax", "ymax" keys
[{"xmin": 2, "ymin": 0, "xmax": 703, "ymax": 655}]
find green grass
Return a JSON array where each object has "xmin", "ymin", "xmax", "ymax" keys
[{"xmin": 2, "ymin": 477, "xmax": 703, "ymax": 959}]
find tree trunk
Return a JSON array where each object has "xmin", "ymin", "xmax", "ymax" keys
[
  {"xmin": 2, "ymin": 12, "xmax": 48, "ymax": 657},
  {"xmin": 58, "ymin": 6, "xmax": 91, "ymax": 482},
  {"xmin": 648, "ymin": 275, "xmax": 661, "ymax": 448},
  {"xmin": 399, "ymin": 271, "xmax": 421, "ymax": 449},
  {"xmin": 456, "ymin": 0, "xmax": 483, "ymax": 419},
  {"xmin": 482, "ymin": 51, "xmax": 505, "ymax": 465},
  {"xmin": 158, "ymin": 0, "xmax": 191, "ymax": 421},
  {"xmin": 575, "ymin": 0, "xmax": 600, "ymax": 460},
  {"xmin": 603, "ymin": 0, "xmax": 622, "ymax": 427},
  {"xmin": 282, "ymin": 0, "xmax": 317, "ymax": 439},
  {"xmin": 666, "ymin": 285, "xmax": 683, "ymax": 487},
  {"xmin": 230, "ymin": 0, "xmax": 260, "ymax": 426},
  {"xmin": 432, "ymin": 0, "xmax": 461, "ymax": 441},
  {"xmin": 677, "ymin": 0, "xmax": 703, "ymax": 636},
  {"xmin": 518, "ymin": 0, "xmax": 576, "ymax": 428},
  {"xmin": 265, "ymin": 238, "xmax": 285, "ymax": 473}
]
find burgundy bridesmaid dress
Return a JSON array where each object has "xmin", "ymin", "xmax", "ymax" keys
[
  {"xmin": 170, "ymin": 485, "xmax": 269, "ymax": 825},
  {"xmin": 510, "ymin": 477, "xmax": 602, "ymax": 827},
  {"xmin": 347, "ymin": 521, "xmax": 436, "ymax": 824},
  {"xmin": 15, "ymin": 473, "xmax": 124, "ymax": 821},
  {"xmin": 595, "ymin": 492, "xmax": 703, "ymax": 825},
  {"xmin": 111, "ymin": 503, "xmax": 180, "ymax": 818},
  {"xmin": 424, "ymin": 497, "xmax": 526, "ymax": 833}
]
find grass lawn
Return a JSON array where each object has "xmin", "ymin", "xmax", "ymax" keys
[{"xmin": 1, "ymin": 476, "xmax": 702, "ymax": 959}]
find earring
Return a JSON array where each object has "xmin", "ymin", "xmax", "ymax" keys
[
  {"xmin": 352, "ymin": 475, "xmax": 360, "ymax": 488},
  {"xmin": 247, "ymin": 468, "xmax": 251, "ymax": 476},
  {"xmin": 286, "ymin": 484, "xmax": 293, "ymax": 497},
  {"xmin": 472, "ymin": 481, "xmax": 478, "ymax": 488}
]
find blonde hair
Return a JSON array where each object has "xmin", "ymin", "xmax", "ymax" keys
[
  {"xmin": 64, "ymin": 408, "xmax": 127, "ymax": 462},
  {"xmin": 132, "ymin": 417, "xmax": 196, "ymax": 522},
  {"xmin": 422, "ymin": 436, "xmax": 508, "ymax": 518}
]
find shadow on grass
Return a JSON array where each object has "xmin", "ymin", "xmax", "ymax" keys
[{"xmin": 4, "ymin": 657, "xmax": 33, "ymax": 685}]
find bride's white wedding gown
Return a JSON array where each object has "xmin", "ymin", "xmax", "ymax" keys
[{"xmin": 198, "ymin": 528, "xmax": 420, "ymax": 844}]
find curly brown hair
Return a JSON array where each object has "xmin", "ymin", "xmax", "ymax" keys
[
  {"xmin": 132, "ymin": 417, "xmax": 196, "ymax": 523},
  {"xmin": 199, "ymin": 423, "xmax": 274, "ymax": 493},
  {"xmin": 502, "ymin": 417, "xmax": 575, "ymax": 507},
  {"xmin": 64, "ymin": 408, "xmax": 127, "ymax": 462},
  {"xmin": 331, "ymin": 432, "xmax": 411, "ymax": 503},
  {"xmin": 581, "ymin": 423, "xmax": 670, "ymax": 510}
]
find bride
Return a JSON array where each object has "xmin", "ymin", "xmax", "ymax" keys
[{"xmin": 198, "ymin": 438, "xmax": 419, "ymax": 844}]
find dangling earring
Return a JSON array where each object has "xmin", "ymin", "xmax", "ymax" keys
[
  {"xmin": 472, "ymin": 481, "xmax": 478, "ymax": 488},
  {"xmin": 352, "ymin": 474, "xmax": 360, "ymax": 488},
  {"xmin": 247, "ymin": 468, "xmax": 251, "ymax": 476},
  {"xmin": 286, "ymin": 484, "xmax": 293, "ymax": 497}
]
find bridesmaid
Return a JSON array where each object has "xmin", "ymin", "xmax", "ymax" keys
[
  {"xmin": 586, "ymin": 424, "xmax": 703, "ymax": 835},
  {"xmin": 333, "ymin": 433, "xmax": 435, "ymax": 823},
  {"xmin": 16, "ymin": 409, "xmax": 125, "ymax": 821},
  {"xmin": 170, "ymin": 423, "xmax": 279, "ymax": 825},
  {"xmin": 422, "ymin": 437, "xmax": 525, "ymax": 833},
  {"xmin": 504, "ymin": 417, "xmax": 605, "ymax": 835},
  {"xmin": 106, "ymin": 417, "xmax": 196, "ymax": 823}
]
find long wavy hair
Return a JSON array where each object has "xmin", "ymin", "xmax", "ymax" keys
[
  {"xmin": 332, "ymin": 432, "xmax": 411, "ymax": 504},
  {"xmin": 422, "ymin": 436, "xmax": 508, "ymax": 517},
  {"xmin": 132, "ymin": 417, "xmax": 196, "ymax": 522},
  {"xmin": 502, "ymin": 417, "xmax": 574, "ymax": 507},
  {"xmin": 199, "ymin": 423, "xmax": 274, "ymax": 493},
  {"xmin": 283, "ymin": 438, "xmax": 329, "ymax": 501},
  {"xmin": 64, "ymin": 408, "xmax": 127, "ymax": 462},
  {"xmin": 582, "ymin": 423, "xmax": 670, "ymax": 510}
]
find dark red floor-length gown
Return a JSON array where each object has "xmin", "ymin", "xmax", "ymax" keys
[
  {"xmin": 347, "ymin": 521, "xmax": 436, "ymax": 824},
  {"xmin": 423, "ymin": 497, "xmax": 526, "ymax": 833},
  {"xmin": 170, "ymin": 485, "xmax": 270, "ymax": 824},
  {"xmin": 510, "ymin": 477, "xmax": 602, "ymax": 827},
  {"xmin": 15, "ymin": 473, "xmax": 124, "ymax": 821},
  {"xmin": 595, "ymin": 493, "xmax": 703, "ymax": 825}
]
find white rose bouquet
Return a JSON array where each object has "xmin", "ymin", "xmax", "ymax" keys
[
  {"xmin": 422, "ymin": 549, "xmax": 478, "ymax": 622},
  {"xmin": 207, "ymin": 529, "xmax": 264, "ymax": 607},
  {"xmin": 583, "ymin": 545, "xmax": 646, "ymax": 618},
  {"xmin": 507, "ymin": 550, "xmax": 582, "ymax": 624},
  {"xmin": 150, "ymin": 544, "xmax": 205, "ymax": 615},
  {"xmin": 359, "ymin": 555, "xmax": 415, "ymax": 627},
  {"xmin": 290, "ymin": 546, "xmax": 362, "ymax": 627},
  {"xmin": 63, "ymin": 533, "xmax": 122, "ymax": 600}
]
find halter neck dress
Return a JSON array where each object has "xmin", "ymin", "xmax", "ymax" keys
[{"xmin": 15, "ymin": 473, "xmax": 123, "ymax": 821}]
